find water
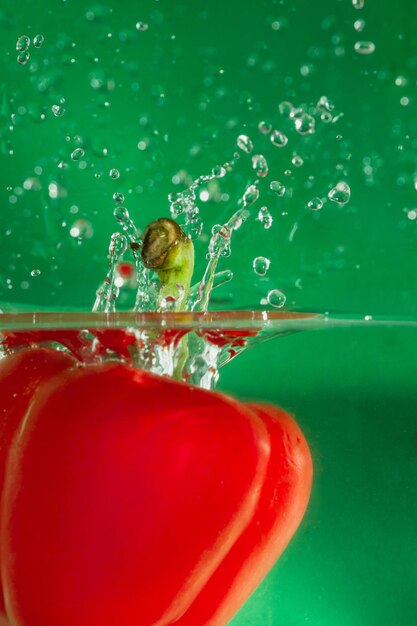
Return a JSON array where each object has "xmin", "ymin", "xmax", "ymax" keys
[{"xmin": 1, "ymin": 0, "xmax": 416, "ymax": 624}]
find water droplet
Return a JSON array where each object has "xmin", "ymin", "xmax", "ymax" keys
[
  {"xmin": 237, "ymin": 134, "xmax": 254, "ymax": 154},
  {"xmin": 354, "ymin": 41, "xmax": 375, "ymax": 55},
  {"xmin": 71, "ymin": 147, "xmax": 85, "ymax": 161},
  {"xmin": 291, "ymin": 154, "xmax": 304, "ymax": 167},
  {"xmin": 31, "ymin": 269, "xmax": 41, "ymax": 277},
  {"xmin": 294, "ymin": 113, "xmax": 315, "ymax": 135},
  {"xmin": 69, "ymin": 219, "xmax": 94, "ymax": 239},
  {"xmin": 33, "ymin": 34, "xmax": 44, "ymax": 48},
  {"xmin": 353, "ymin": 19, "xmax": 365, "ymax": 32},
  {"xmin": 16, "ymin": 35, "xmax": 30, "ymax": 52},
  {"xmin": 113, "ymin": 192, "xmax": 125, "ymax": 203},
  {"xmin": 160, "ymin": 294, "xmax": 177, "ymax": 312},
  {"xmin": 109, "ymin": 168, "xmax": 120, "ymax": 179},
  {"xmin": 252, "ymin": 154, "xmax": 269, "ymax": 177},
  {"xmin": 253, "ymin": 256, "xmax": 271, "ymax": 276},
  {"xmin": 17, "ymin": 51, "xmax": 30, "ymax": 65},
  {"xmin": 278, "ymin": 101, "xmax": 294, "ymax": 118},
  {"xmin": 321, "ymin": 111, "xmax": 333, "ymax": 123},
  {"xmin": 267, "ymin": 289, "xmax": 286, "ymax": 308},
  {"xmin": 135, "ymin": 22, "xmax": 149, "ymax": 31},
  {"xmin": 113, "ymin": 206, "xmax": 129, "ymax": 222},
  {"xmin": 317, "ymin": 96, "xmax": 335, "ymax": 112},
  {"xmin": 258, "ymin": 206, "xmax": 273, "ymax": 229},
  {"xmin": 258, "ymin": 120, "xmax": 272, "ymax": 135},
  {"xmin": 307, "ymin": 197, "xmax": 323, "ymax": 211},
  {"xmin": 328, "ymin": 182, "xmax": 351, "ymax": 205},
  {"xmin": 270, "ymin": 129, "xmax": 288, "ymax": 147},
  {"xmin": 51, "ymin": 104, "xmax": 65, "ymax": 117},
  {"xmin": 243, "ymin": 184, "xmax": 259, "ymax": 208},
  {"xmin": 270, "ymin": 180, "xmax": 286, "ymax": 196},
  {"xmin": 211, "ymin": 165, "xmax": 226, "ymax": 178},
  {"xmin": 352, "ymin": 0, "xmax": 364, "ymax": 8}
]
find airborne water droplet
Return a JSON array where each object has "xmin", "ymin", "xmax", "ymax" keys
[
  {"xmin": 278, "ymin": 101, "xmax": 294, "ymax": 118},
  {"xmin": 251, "ymin": 154, "xmax": 269, "ymax": 177},
  {"xmin": 294, "ymin": 113, "xmax": 315, "ymax": 135},
  {"xmin": 237, "ymin": 134, "xmax": 254, "ymax": 154},
  {"xmin": 317, "ymin": 96, "xmax": 335, "ymax": 112},
  {"xmin": 33, "ymin": 34, "xmax": 44, "ymax": 48},
  {"xmin": 243, "ymin": 184, "xmax": 259, "ymax": 208},
  {"xmin": 354, "ymin": 19, "xmax": 365, "ymax": 32},
  {"xmin": 69, "ymin": 219, "xmax": 94, "ymax": 239},
  {"xmin": 270, "ymin": 130, "xmax": 288, "ymax": 147},
  {"xmin": 71, "ymin": 147, "xmax": 85, "ymax": 161},
  {"xmin": 291, "ymin": 154, "xmax": 304, "ymax": 167},
  {"xmin": 52, "ymin": 104, "xmax": 65, "ymax": 117},
  {"xmin": 258, "ymin": 120, "xmax": 272, "ymax": 135},
  {"xmin": 354, "ymin": 40, "xmax": 375, "ymax": 55},
  {"xmin": 16, "ymin": 35, "xmax": 30, "ymax": 52},
  {"xmin": 270, "ymin": 180, "xmax": 286, "ymax": 196},
  {"xmin": 307, "ymin": 197, "xmax": 323, "ymax": 211},
  {"xmin": 113, "ymin": 192, "xmax": 125, "ymax": 203},
  {"xmin": 253, "ymin": 256, "xmax": 271, "ymax": 276},
  {"xmin": 328, "ymin": 182, "xmax": 351, "ymax": 205},
  {"xmin": 257, "ymin": 206, "xmax": 273, "ymax": 229},
  {"xmin": 267, "ymin": 289, "xmax": 286, "ymax": 308},
  {"xmin": 211, "ymin": 165, "xmax": 226, "ymax": 178},
  {"xmin": 17, "ymin": 51, "xmax": 30, "ymax": 65}
]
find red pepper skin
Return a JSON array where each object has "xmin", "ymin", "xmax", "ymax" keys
[
  {"xmin": 1, "ymin": 364, "xmax": 270, "ymax": 626},
  {"xmin": 176, "ymin": 402, "xmax": 313, "ymax": 625},
  {"xmin": 0, "ymin": 348, "xmax": 76, "ymax": 614}
]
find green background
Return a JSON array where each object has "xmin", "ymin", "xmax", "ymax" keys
[{"xmin": 1, "ymin": 0, "xmax": 417, "ymax": 624}]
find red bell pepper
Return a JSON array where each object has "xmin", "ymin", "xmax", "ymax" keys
[{"xmin": 0, "ymin": 354, "xmax": 312, "ymax": 626}]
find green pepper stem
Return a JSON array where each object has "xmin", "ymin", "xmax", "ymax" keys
[{"xmin": 141, "ymin": 218, "xmax": 194, "ymax": 312}]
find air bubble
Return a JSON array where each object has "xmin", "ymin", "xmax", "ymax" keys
[
  {"xmin": 328, "ymin": 182, "xmax": 351, "ymax": 205},
  {"xmin": 109, "ymin": 168, "xmax": 120, "ymax": 179},
  {"xmin": 237, "ymin": 134, "xmax": 254, "ymax": 154},
  {"xmin": 352, "ymin": 0, "xmax": 364, "ymax": 8},
  {"xmin": 252, "ymin": 154, "xmax": 269, "ymax": 177},
  {"xmin": 51, "ymin": 104, "xmax": 65, "ymax": 117},
  {"xmin": 33, "ymin": 34, "xmax": 44, "ymax": 48},
  {"xmin": 253, "ymin": 256, "xmax": 270, "ymax": 276},
  {"xmin": 270, "ymin": 130, "xmax": 288, "ymax": 147},
  {"xmin": 267, "ymin": 289, "xmax": 286, "ymax": 308},
  {"xmin": 17, "ymin": 52, "xmax": 30, "ymax": 65},
  {"xmin": 136, "ymin": 22, "xmax": 149, "ymax": 31},
  {"xmin": 307, "ymin": 197, "xmax": 323, "ymax": 210},
  {"xmin": 270, "ymin": 180, "xmax": 286, "ymax": 196},
  {"xmin": 31, "ymin": 269, "xmax": 41, "ymax": 277},
  {"xmin": 354, "ymin": 41, "xmax": 375, "ymax": 55},
  {"xmin": 353, "ymin": 19, "xmax": 365, "ymax": 32},
  {"xmin": 16, "ymin": 35, "xmax": 30, "ymax": 52},
  {"xmin": 113, "ymin": 192, "xmax": 125, "ymax": 203},
  {"xmin": 71, "ymin": 148, "xmax": 85, "ymax": 161},
  {"xmin": 258, "ymin": 206, "xmax": 273, "ymax": 229}
]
